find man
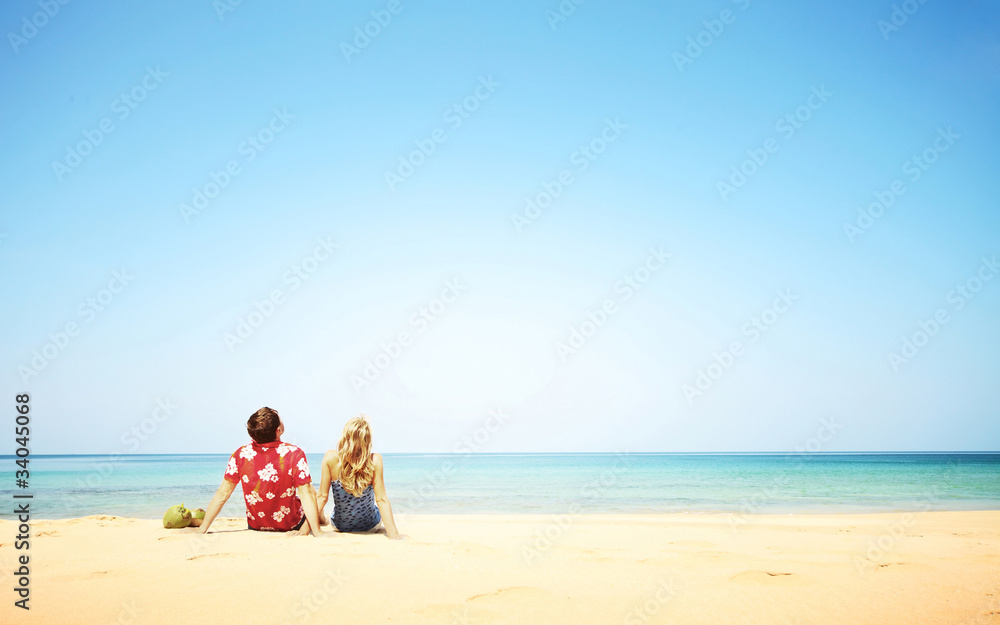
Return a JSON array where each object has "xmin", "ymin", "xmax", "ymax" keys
[{"xmin": 198, "ymin": 407, "xmax": 321, "ymax": 536}]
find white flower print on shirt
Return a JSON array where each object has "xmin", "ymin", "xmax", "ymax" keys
[
  {"xmin": 272, "ymin": 506, "xmax": 291, "ymax": 522},
  {"xmin": 296, "ymin": 458, "xmax": 310, "ymax": 480},
  {"xmin": 280, "ymin": 487, "xmax": 295, "ymax": 498},
  {"xmin": 276, "ymin": 443, "xmax": 294, "ymax": 457},
  {"xmin": 258, "ymin": 463, "xmax": 278, "ymax": 482},
  {"xmin": 225, "ymin": 457, "xmax": 238, "ymax": 476},
  {"xmin": 242, "ymin": 475, "xmax": 249, "ymax": 483},
  {"xmin": 245, "ymin": 491, "xmax": 264, "ymax": 506},
  {"xmin": 239, "ymin": 445, "xmax": 256, "ymax": 461},
  {"xmin": 265, "ymin": 492, "xmax": 276, "ymax": 499}
]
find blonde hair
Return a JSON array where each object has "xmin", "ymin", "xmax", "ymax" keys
[{"xmin": 337, "ymin": 415, "xmax": 375, "ymax": 497}]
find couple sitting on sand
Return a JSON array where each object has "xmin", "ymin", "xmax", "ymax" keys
[{"xmin": 197, "ymin": 407, "xmax": 402, "ymax": 539}]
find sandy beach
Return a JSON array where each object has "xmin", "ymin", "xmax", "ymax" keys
[{"xmin": 2, "ymin": 511, "xmax": 998, "ymax": 624}]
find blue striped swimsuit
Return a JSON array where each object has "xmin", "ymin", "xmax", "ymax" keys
[{"xmin": 330, "ymin": 480, "xmax": 381, "ymax": 532}]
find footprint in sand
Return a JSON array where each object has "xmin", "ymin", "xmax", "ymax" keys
[
  {"xmin": 466, "ymin": 587, "xmax": 551, "ymax": 602},
  {"xmin": 454, "ymin": 542, "xmax": 499, "ymax": 557},
  {"xmin": 415, "ymin": 604, "xmax": 497, "ymax": 620},
  {"xmin": 186, "ymin": 553, "xmax": 241, "ymax": 561},
  {"xmin": 638, "ymin": 557, "xmax": 679, "ymax": 568},
  {"xmin": 729, "ymin": 570, "xmax": 804, "ymax": 585},
  {"xmin": 668, "ymin": 540, "xmax": 718, "ymax": 548}
]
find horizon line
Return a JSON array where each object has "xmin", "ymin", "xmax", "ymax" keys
[{"xmin": 3, "ymin": 450, "xmax": 999, "ymax": 458}]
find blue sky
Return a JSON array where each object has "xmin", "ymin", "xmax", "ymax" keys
[{"xmin": 1, "ymin": 0, "xmax": 998, "ymax": 454}]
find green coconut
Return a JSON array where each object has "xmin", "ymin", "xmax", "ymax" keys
[
  {"xmin": 189, "ymin": 508, "xmax": 206, "ymax": 527},
  {"xmin": 162, "ymin": 504, "xmax": 192, "ymax": 529}
]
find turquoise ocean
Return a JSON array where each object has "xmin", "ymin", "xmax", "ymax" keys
[{"xmin": 1, "ymin": 453, "xmax": 998, "ymax": 520}]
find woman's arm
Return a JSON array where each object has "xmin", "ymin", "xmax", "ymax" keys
[
  {"xmin": 317, "ymin": 450, "xmax": 336, "ymax": 514},
  {"xmin": 371, "ymin": 453, "xmax": 401, "ymax": 539}
]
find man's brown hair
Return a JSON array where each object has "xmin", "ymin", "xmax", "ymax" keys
[{"xmin": 247, "ymin": 407, "xmax": 280, "ymax": 444}]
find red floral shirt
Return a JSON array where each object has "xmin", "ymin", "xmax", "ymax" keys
[{"xmin": 223, "ymin": 440, "xmax": 312, "ymax": 531}]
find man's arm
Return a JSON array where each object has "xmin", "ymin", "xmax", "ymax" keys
[
  {"xmin": 296, "ymin": 483, "xmax": 322, "ymax": 537},
  {"xmin": 198, "ymin": 480, "xmax": 237, "ymax": 534}
]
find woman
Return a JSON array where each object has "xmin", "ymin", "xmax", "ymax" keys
[{"xmin": 300, "ymin": 415, "xmax": 401, "ymax": 539}]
